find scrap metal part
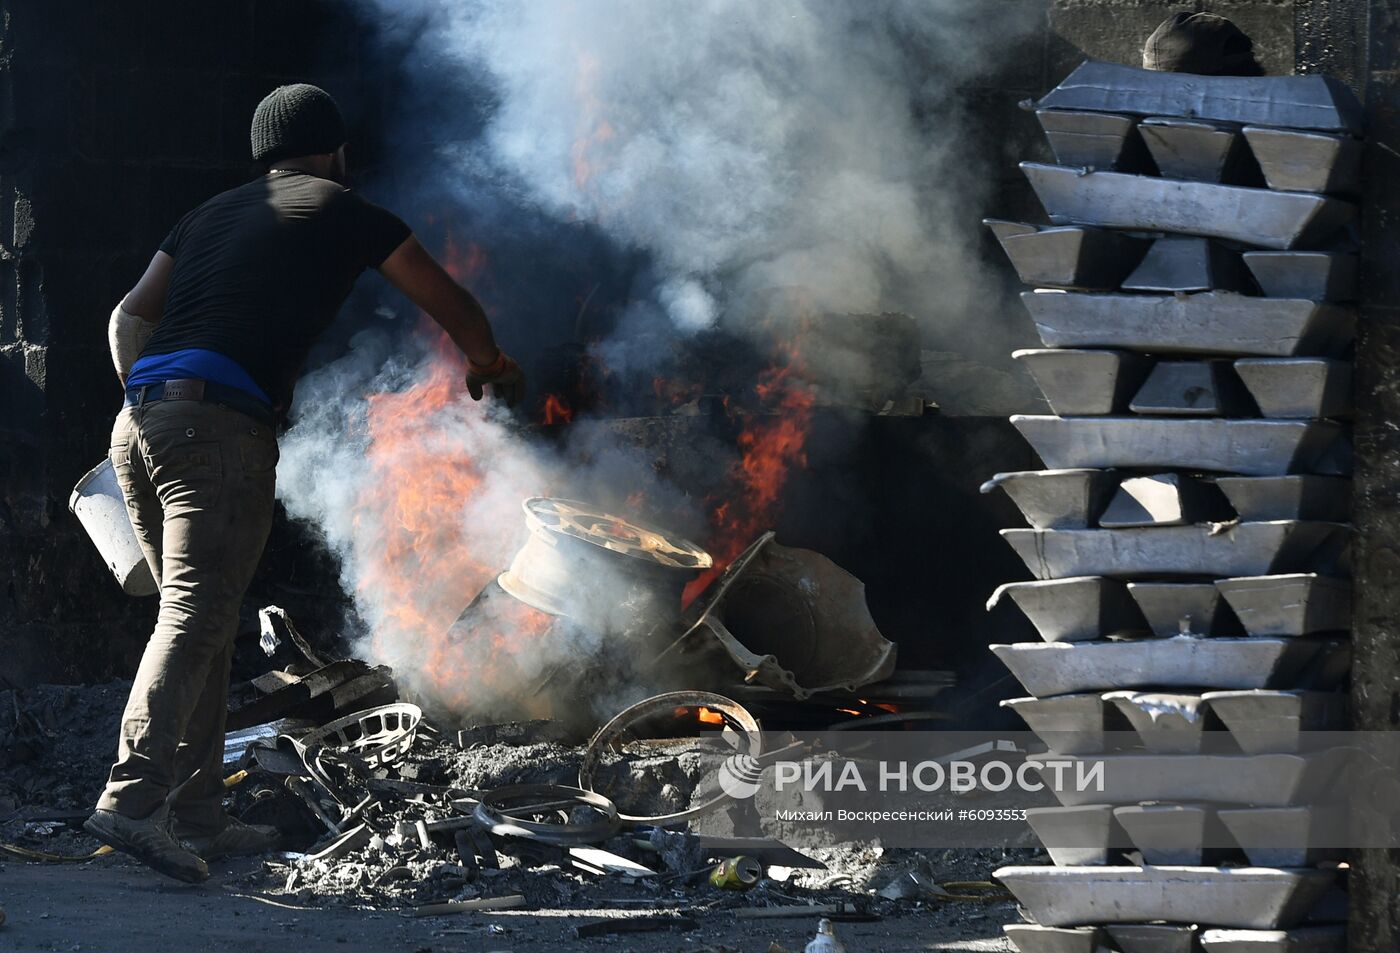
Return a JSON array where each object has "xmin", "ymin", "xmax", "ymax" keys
[
  {"xmin": 296, "ymin": 702, "xmax": 422, "ymax": 771},
  {"xmin": 656, "ymin": 532, "xmax": 897, "ymax": 699},
  {"xmin": 226, "ymin": 658, "xmax": 397, "ymax": 731},
  {"xmin": 473, "ymin": 783, "xmax": 621, "ymax": 846},
  {"xmin": 498, "ymin": 497, "xmax": 712, "ymax": 632},
  {"xmin": 578, "ymin": 690, "xmax": 762, "ymax": 825}
]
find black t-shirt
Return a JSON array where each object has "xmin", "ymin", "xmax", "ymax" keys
[{"xmin": 145, "ymin": 170, "xmax": 411, "ymax": 408}]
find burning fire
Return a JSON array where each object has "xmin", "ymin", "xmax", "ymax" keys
[
  {"xmin": 350, "ymin": 237, "xmax": 555, "ymax": 715},
  {"xmin": 674, "ymin": 705, "xmax": 727, "ymax": 726},
  {"xmin": 684, "ymin": 343, "xmax": 817, "ymax": 603},
  {"xmin": 541, "ymin": 393, "xmax": 575, "ymax": 425}
]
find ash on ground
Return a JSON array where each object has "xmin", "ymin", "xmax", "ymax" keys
[{"xmin": 2, "ymin": 681, "xmax": 1041, "ymax": 940}]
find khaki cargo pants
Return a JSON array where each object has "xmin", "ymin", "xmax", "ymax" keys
[{"xmin": 96, "ymin": 399, "xmax": 278, "ymax": 832}]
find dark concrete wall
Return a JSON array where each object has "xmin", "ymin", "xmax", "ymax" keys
[
  {"xmin": 0, "ymin": 0, "xmax": 367, "ymax": 686},
  {"xmin": 1349, "ymin": 2, "xmax": 1400, "ymax": 948}
]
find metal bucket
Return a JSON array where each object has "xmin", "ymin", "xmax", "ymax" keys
[{"xmin": 68, "ymin": 458, "xmax": 157, "ymax": 596}]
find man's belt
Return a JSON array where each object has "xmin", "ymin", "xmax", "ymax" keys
[{"xmin": 124, "ymin": 378, "xmax": 276, "ymax": 426}]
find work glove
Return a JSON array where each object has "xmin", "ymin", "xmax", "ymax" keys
[{"xmin": 466, "ymin": 350, "xmax": 525, "ymax": 408}]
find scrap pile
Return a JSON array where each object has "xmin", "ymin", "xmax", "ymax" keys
[
  {"xmin": 215, "ymin": 684, "xmax": 1034, "ymax": 942},
  {"xmin": 200, "ymin": 500, "xmax": 963, "ymax": 930},
  {"xmin": 983, "ymin": 61, "xmax": 1359, "ymax": 953}
]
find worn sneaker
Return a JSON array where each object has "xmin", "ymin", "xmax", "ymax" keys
[
  {"xmin": 176, "ymin": 816, "xmax": 280, "ymax": 861},
  {"xmin": 84, "ymin": 807, "xmax": 209, "ymax": 884}
]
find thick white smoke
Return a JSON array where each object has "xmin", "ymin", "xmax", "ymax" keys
[
  {"xmin": 366, "ymin": 0, "xmax": 1035, "ymax": 340},
  {"xmin": 277, "ymin": 1, "xmax": 1039, "ymax": 721}
]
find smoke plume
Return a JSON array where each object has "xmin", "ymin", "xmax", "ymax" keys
[
  {"xmin": 364, "ymin": 0, "xmax": 1036, "ymax": 348},
  {"xmin": 276, "ymin": 0, "xmax": 1039, "ymax": 721}
]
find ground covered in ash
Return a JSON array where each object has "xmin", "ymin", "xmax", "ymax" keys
[
  {"xmin": 1, "ymin": 682, "xmax": 1044, "ymax": 951},
  {"xmin": 0, "ymin": 682, "xmax": 129, "ymax": 856}
]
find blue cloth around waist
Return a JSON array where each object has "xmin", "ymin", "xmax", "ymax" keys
[{"xmin": 127, "ymin": 348, "xmax": 271, "ymax": 405}]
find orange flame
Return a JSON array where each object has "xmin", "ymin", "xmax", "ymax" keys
[
  {"xmin": 684, "ymin": 344, "xmax": 816, "ymax": 603},
  {"xmin": 673, "ymin": 705, "xmax": 727, "ymax": 726},
  {"xmin": 350, "ymin": 236, "xmax": 555, "ymax": 715},
  {"xmin": 541, "ymin": 393, "xmax": 575, "ymax": 425}
]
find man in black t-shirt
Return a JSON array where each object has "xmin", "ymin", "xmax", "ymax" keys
[{"xmin": 87, "ymin": 84, "xmax": 523, "ymax": 883}]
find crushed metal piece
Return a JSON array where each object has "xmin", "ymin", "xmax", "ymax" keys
[
  {"xmin": 257, "ymin": 606, "xmax": 328, "ymax": 668},
  {"xmin": 579, "ymin": 690, "xmax": 762, "ymax": 825},
  {"xmin": 473, "ymin": 783, "xmax": 620, "ymax": 846},
  {"xmin": 658, "ymin": 533, "xmax": 897, "ymax": 699},
  {"xmin": 297, "ymin": 703, "xmax": 422, "ymax": 771}
]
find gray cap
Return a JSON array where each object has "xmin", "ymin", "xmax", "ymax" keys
[{"xmin": 1143, "ymin": 13, "xmax": 1264, "ymax": 76}]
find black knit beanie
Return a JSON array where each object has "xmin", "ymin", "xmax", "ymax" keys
[{"xmin": 250, "ymin": 84, "xmax": 347, "ymax": 163}]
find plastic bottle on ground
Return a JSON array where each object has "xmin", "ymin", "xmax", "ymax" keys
[{"xmin": 804, "ymin": 917, "xmax": 847, "ymax": 953}]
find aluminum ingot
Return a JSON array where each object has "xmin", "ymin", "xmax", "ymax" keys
[
  {"xmin": 1243, "ymin": 126, "xmax": 1362, "ymax": 195},
  {"xmin": 1001, "ymin": 694, "xmax": 1109, "ymax": 754},
  {"xmin": 1112, "ymin": 804, "xmax": 1230, "ymax": 866},
  {"xmin": 1139, "ymin": 117, "xmax": 1249, "ymax": 183},
  {"xmin": 986, "ymin": 220, "xmax": 1151, "ymax": 290},
  {"xmin": 1106, "ymin": 924, "xmax": 1201, "ymax": 953},
  {"xmin": 1200, "ymin": 926, "xmax": 1345, "ymax": 953},
  {"xmin": 1037, "ymin": 60, "xmax": 1363, "ymax": 134},
  {"xmin": 1126, "ymin": 581, "xmax": 1238, "ymax": 637},
  {"xmin": 1103, "ymin": 691, "xmax": 1215, "ymax": 754},
  {"xmin": 1000, "ymin": 522, "xmax": 1350, "ymax": 580},
  {"xmin": 1014, "ymin": 349, "xmax": 1153, "ymax": 416},
  {"xmin": 990, "ymin": 638, "xmax": 1326, "ymax": 697},
  {"xmin": 1036, "ymin": 750, "xmax": 1350, "ymax": 808},
  {"xmin": 995, "ymin": 864, "xmax": 1337, "ymax": 930},
  {"xmin": 1213, "ymin": 475, "xmax": 1352, "ymax": 522},
  {"xmin": 1023, "ymin": 163, "xmax": 1356, "ymax": 250},
  {"xmin": 1121, "ymin": 236, "xmax": 1252, "ymax": 294},
  {"xmin": 1025, "ymin": 805, "xmax": 1128, "ymax": 866},
  {"xmin": 988, "ymin": 576, "xmax": 1146, "ymax": 642},
  {"xmin": 981, "ymin": 469, "xmax": 1119, "ymax": 530},
  {"xmin": 1003, "ymin": 925, "xmax": 1104, "ymax": 953},
  {"xmin": 1011, "ymin": 416, "xmax": 1347, "ymax": 476},
  {"xmin": 1036, "ymin": 109, "xmax": 1146, "ymax": 170},
  {"xmin": 1215, "ymin": 574, "xmax": 1351, "ymax": 637},
  {"xmin": 1242, "ymin": 251, "xmax": 1358, "ymax": 301},
  {"xmin": 1101, "ymin": 476, "xmax": 1231, "ymax": 530},
  {"xmin": 1023, "ymin": 291, "xmax": 1356, "ymax": 358},
  {"xmin": 1128, "ymin": 360, "xmax": 1254, "ymax": 417},
  {"xmin": 1234, "ymin": 359, "xmax": 1353, "ymax": 419},
  {"xmin": 1216, "ymin": 806, "xmax": 1348, "ymax": 867},
  {"xmin": 1201, "ymin": 689, "xmax": 1348, "ymax": 754}
]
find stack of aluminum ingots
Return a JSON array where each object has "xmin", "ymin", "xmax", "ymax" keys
[{"xmin": 981, "ymin": 60, "xmax": 1362, "ymax": 953}]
